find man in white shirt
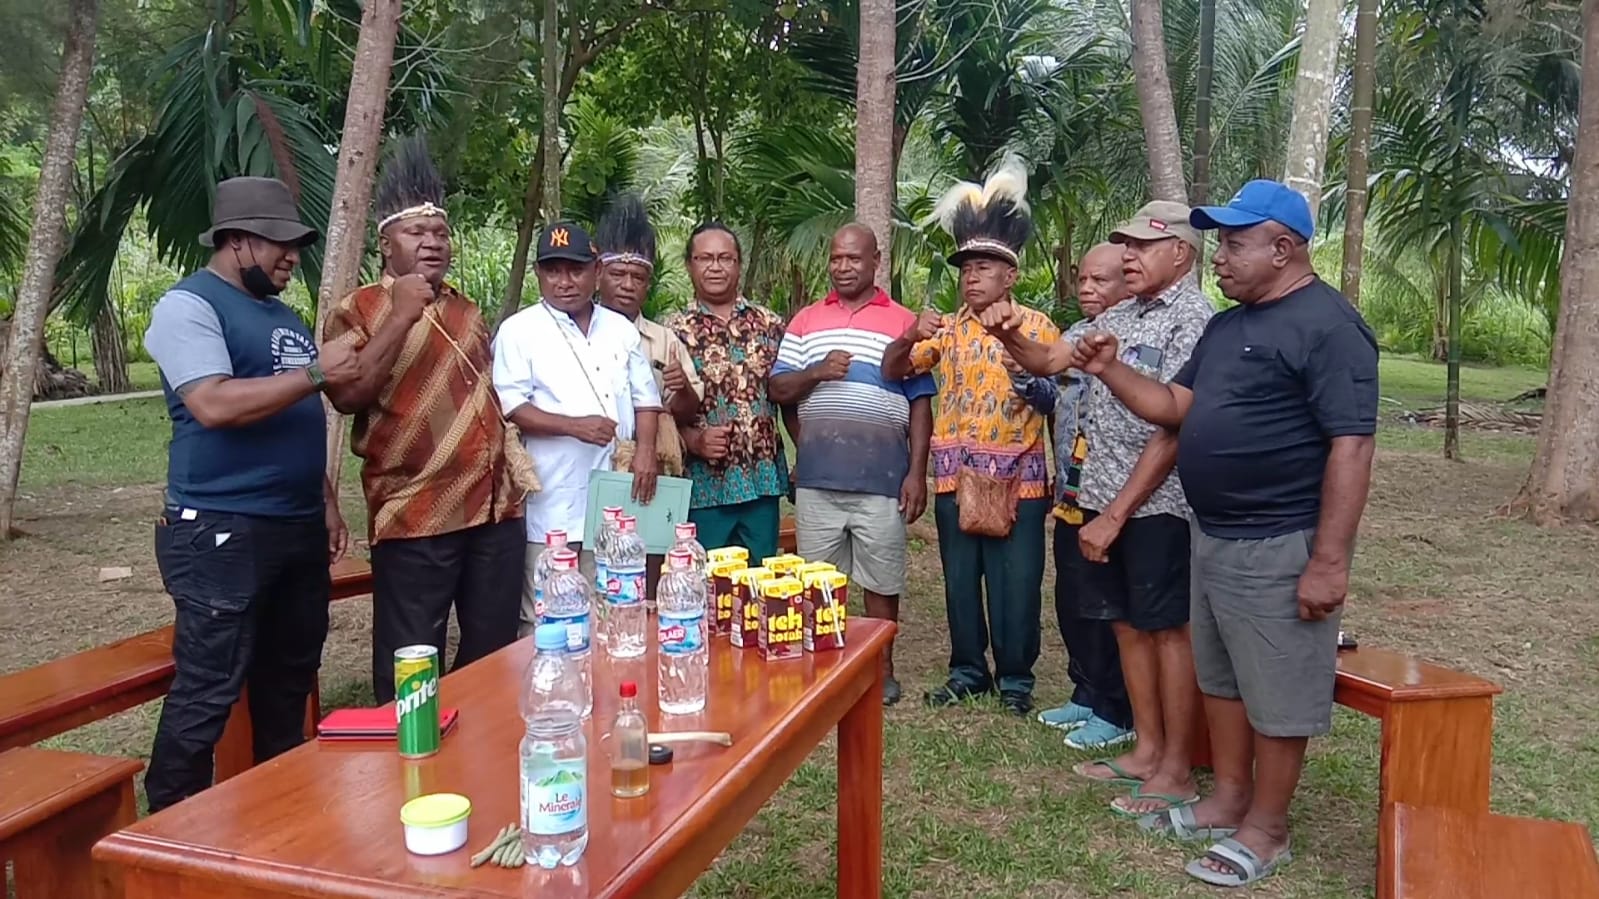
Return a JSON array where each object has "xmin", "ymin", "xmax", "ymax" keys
[{"xmin": 492, "ymin": 221, "xmax": 663, "ymax": 634}]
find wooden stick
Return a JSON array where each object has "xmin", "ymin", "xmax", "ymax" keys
[{"xmin": 647, "ymin": 730, "xmax": 733, "ymax": 747}]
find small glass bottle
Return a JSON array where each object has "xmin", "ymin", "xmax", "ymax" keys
[{"xmin": 610, "ymin": 681, "xmax": 649, "ymax": 798}]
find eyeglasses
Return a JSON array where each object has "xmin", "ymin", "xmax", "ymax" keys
[{"xmin": 691, "ymin": 254, "xmax": 738, "ymax": 268}]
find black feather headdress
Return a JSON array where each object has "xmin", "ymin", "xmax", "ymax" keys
[
  {"xmin": 928, "ymin": 156, "xmax": 1032, "ymax": 267},
  {"xmin": 374, "ymin": 134, "xmax": 447, "ymax": 234},
  {"xmin": 595, "ymin": 193, "xmax": 656, "ymax": 270}
]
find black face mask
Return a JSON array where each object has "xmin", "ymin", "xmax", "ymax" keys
[{"xmin": 233, "ymin": 243, "xmax": 278, "ymax": 298}]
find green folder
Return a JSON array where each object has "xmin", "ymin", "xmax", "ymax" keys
[{"xmin": 582, "ymin": 470, "xmax": 694, "ymax": 554}]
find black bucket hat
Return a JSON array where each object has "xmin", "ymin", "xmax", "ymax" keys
[{"xmin": 199, "ymin": 177, "xmax": 320, "ymax": 248}]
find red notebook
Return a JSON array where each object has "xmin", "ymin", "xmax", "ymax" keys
[{"xmin": 317, "ymin": 707, "xmax": 460, "ymax": 742}]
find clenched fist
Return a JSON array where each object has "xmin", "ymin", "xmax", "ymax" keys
[
  {"xmin": 693, "ymin": 425, "xmax": 732, "ymax": 461},
  {"xmin": 812, "ymin": 350, "xmax": 852, "ymax": 381},
  {"xmin": 389, "ymin": 273, "xmax": 434, "ymax": 325},
  {"xmin": 908, "ymin": 309, "xmax": 944, "ymax": 342},
  {"xmin": 977, "ymin": 299, "xmax": 1022, "ymax": 334},
  {"xmin": 1071, "ymin": 332, "xmax": 1120, "ymax": 374}
]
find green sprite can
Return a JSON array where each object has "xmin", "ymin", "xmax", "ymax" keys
[{"xmin": 394, "ymin": 645, "xmax": 441, "ymax": 758}]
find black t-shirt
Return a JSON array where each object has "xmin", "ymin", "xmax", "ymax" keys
[{"xmin": 1174, "ymin": 278, "xmax": 1378, "ymax": 538}]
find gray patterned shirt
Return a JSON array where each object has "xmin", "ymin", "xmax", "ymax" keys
[{"xmin": 1078, "ymin": 278, "xmax": 1214, "ymax": 518}]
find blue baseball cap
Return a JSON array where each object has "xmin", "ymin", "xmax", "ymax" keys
[{"xmin": 1190, "ymin": 180, "xmax": 1314, "ymax": 241}]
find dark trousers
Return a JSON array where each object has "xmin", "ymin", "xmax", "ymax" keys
[
  {"xmin": 147, "ymin": 509, "xmax": 330, "ymax": 813},
  {"xmin": 370, "ymin": 518, "xmax": 525, "ymax": 703},
  {"xmin": 1053, "ymin": 518, "xmax": 1133, "ymax": 728},
  {"xmin": 934, "ymin": 493, "xmax": 1048, "ymax": 697}
]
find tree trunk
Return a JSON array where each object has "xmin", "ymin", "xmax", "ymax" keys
[
  {"xmin": 497, "ymin": 137, "xmax": 547, "ymax": 331},
  {"xmin": 1282, "ymin": 0, "xmax": 1341, "ymax": 219},
  {"xmin": 1129, "ymin": 0, "xmax": 1186, "ymax": 202},
  {"xmin": 540, "ymin": 0, "xmax": 562, "ymax": 221},
  {"xmin": 1340, "ymin": 0, "xmax": 1378, "ymax": 305},
  {"xmin": 1444, "ymin": 219, "xmax": 1463, "ymax": 460},
  {"xmin": 1190, "ymin": 0, "xmax": 1217, "ymax": 206},
  {"xmin": 0, "ymin": 0, "xmax": 98, "ymax": 539},
  {"xmin": 1513, "ymin": 0, "xmax": 1599, "ymax": 523},
  {"xmin": 91, "ymin": 303, "xmax": 130, "ymax": 394},
  {"xmin": 1054, "ymin": 212, "xmax": 1075, "ymax": 307},
  {"xmin": 855, "ymin": 0, "xmax": 896, "ymax": 289},
  {"xmin": 314, "ymin": 0, "xmax": 403, "ymax": 487}
]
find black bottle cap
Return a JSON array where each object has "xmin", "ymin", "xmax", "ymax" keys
[{"xmin": 648, "ymin": 743, "xmax": 674, "ymax": 765}]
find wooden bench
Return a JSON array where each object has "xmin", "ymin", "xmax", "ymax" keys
[
  {"xmin": 779, "ymin": 515, "xmax": 797, "ymax": 554},
  {"xmin": 0, "ymin": 747, "xmax": 142, "ymax": 898},
  {"xmin": 1191, "ymin": 647, "xmax": 1502, "ymax": 813},
  {"xmin": 0, "ymin": 560, "xmax": 373, "ymax": 774},
  {"xmin": 1380, "ymin": 801, "xmax": 1599, "ymax": 899}
]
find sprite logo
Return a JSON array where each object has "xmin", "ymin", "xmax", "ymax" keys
[{"xmin": 396, "ymin": 677, "xmax": 438, "ymax": 722}]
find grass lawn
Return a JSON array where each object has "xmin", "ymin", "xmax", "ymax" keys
[{"xmin": 4, "ymin": 355, "xmax": 1594, "ymax": 898}]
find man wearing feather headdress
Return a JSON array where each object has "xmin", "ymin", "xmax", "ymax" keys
[
  {"xmin": 881, "ymin": 159, "xmax": 1059, "ymax": 717},
  {"xmin": 322, "ymin": 135, "xmax": 525, "ymax": 704},
  {"xmin": 595, "ymin": 193, "xmax": 704, "ymax": 602}
]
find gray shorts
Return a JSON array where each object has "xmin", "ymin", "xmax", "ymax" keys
[
  {"xmin": 794, "ymin": 487, "xmax": 907, "ymax": 595},
  {"xmin": 1190, "ymin": 526, "xmax": 1340, "ymax": 738}
]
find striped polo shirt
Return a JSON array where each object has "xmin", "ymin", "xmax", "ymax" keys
[{"xmin": 773, "ymin": 289, "xmax": 937, "ymax": 498}]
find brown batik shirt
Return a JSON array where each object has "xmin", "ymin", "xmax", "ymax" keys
[{"xmin": 324, "ymin": 278, "xmax": 522, "ymax": 543}]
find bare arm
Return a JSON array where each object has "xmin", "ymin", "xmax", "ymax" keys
[
  {"xmin": 505, "ymin": 403, "xmax": 584, "ymax": 439},
  {"xmin": 880, "ymin": 334, "xmax": 916, "ymax": 380},
  {"xmin": 767, "ymin": 369, "xmax": 820, "ymax": 405},
  {"xmin": 1310, "ymin": 435, "xmax": 1374, "ymax": 566},
  {"xmin": 908, "ymin": 396, "xmax": 931, "ymax": 480},
  {"xmin": 180, "ymin": 372, "xmax": 321, "ymax": 429},
  {"xmin": 1101, "ymin": 428, "xmax": 1178, "ymax": 522},
  {"xmin": 668, "ymin": 382, "xmax": 700, "ymax": 422},
  {"xmin": 1093, "ymin": 359, "xmax": 1194, "ymax": 429},
  {"xmin": 324, "ymin": 316, "xmax": 414, "ymax": 414},
  {"xmin": 995, "ymin": 329, "xmax": 1075, "ymax": 378}
]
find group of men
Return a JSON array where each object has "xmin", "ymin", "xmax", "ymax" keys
[{"xmin": 140, "ymin": 135, "xmax": 1376, "ymax": 888}]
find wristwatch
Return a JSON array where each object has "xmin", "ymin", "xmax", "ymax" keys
[{"xmin": 305, "ymin": 362, "xmax": 328, "ymax": 392}]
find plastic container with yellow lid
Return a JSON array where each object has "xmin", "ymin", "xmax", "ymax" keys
[{"xmin": 399, "ymin": 792, "xmax": 472, "ymax": 855}]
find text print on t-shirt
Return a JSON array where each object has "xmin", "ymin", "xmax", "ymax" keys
[{"xmin": 270, "ymin": 327, "xmax": 317, "ymax": 374}]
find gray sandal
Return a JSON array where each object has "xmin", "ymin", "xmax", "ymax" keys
[
  {"xmin": 1137, "ymin": 806, "xmax": 1239, "ymax": 843},
  {"xmin": 1184, "ymin": 837, "xmax": 1292, "ymax": 887}
]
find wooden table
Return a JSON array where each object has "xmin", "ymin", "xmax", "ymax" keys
[{"xmin": 96, "ymin": 619, "xmax": 894, "ymax": 899}]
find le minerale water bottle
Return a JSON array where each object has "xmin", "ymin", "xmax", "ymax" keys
[
  {"xmin": 535, "ymin": 549, "xmax": 593, "ymax": 718},
  {"xmin": 519, "ymin": 703, "xmax": 588, "ymax": 868},
  {"xmin": 656, "ymin": 548, "xmax": 708, "ymax": 714},
  {"xmin": 521, "ymin": 623, "xmax": 587, "ymax": 722},
  {"xmin": 605, "ymin": 515, "xmax": 648, "ymax": 658}
]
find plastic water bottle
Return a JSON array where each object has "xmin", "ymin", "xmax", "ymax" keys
[
  {"xmin": 530, "ymin": 528, "xmax": 570, "ymax": 618},
  {"xmin": 671, "ymin": 521, "xmax": 708, "ymax": 583},
  {"xmin": 519, "ymin": 702, "xmax": 588, "ymax": 867},
  {"xmin": 521, "ymin": 623, "xmax": 587, "ymax": 722},
  {"xmin": 605, "ymin": 515, "xmax": 648, "ymax": 658},
  {"xmin": 535, "ymin": 548, "xmax": 593, "ymax": 718},
  {"xmin": 592, "ymin": 506, "xmax": 623, "ymax": 597},
  {"xmin": 657, "ymin": 549, "xmax": 708, "ymax": 714}
]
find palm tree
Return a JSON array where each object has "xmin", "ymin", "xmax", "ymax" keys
[
  {"xmin": 1513, "ymin": 0, "xmax": 1599, "ymax": 523},
  {"xmin": 1282, "ymin": 0, "xmax": 1341, "ymax": 217},
  {"xmin": 0, "ymin": 0, "xmax": 99, "ymax": 539},
  {"xmin": 1364, "ymin": 0, "xmax": 1576, "ymax": 458},
  {"xmin": 856, "ymin": 0, "xmax": 897, "ymax": 283},
  {"xmin": 1340, "ymin": 0, "xmax": 1378, "ymax": 304},
  {"xmin": 1129, "ymin": 0, "xmax": 1185, "ymax": 200}
]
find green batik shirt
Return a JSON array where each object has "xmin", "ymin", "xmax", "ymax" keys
[{"xmin": 664, "ymin": 299, "xmax": 791, "ymax": 509}]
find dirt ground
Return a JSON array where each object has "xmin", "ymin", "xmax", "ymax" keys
[{"xmin": 3, "ymin": 443, "xmax": 1597, "ymax": 897}]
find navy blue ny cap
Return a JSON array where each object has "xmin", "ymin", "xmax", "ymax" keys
[
  {"xmin": 1190, "ymin": 180, "xmax": 1314, "ymax": 241},
  {"xmin": 536, "ymin": 220, "xmax": 597, "ymax": 264}
]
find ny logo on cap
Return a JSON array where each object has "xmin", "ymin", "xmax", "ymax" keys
[
  {"xmin": 551, "ymin": 227, "xmax": 570, "ymax": 248},
  {"xmin": 1150, "ymin": 219, "xmax": 1168, "ymax": 231}
]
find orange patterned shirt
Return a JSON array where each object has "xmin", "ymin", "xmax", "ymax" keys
[
  {"xmin": 908, "ymin": 305, "xmax": 1060, "ymax": 499},
  {"xmin": 324, "ymin": 279, "xmax": 522, "ymax": 543}
]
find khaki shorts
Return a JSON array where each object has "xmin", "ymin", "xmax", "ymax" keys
[
  {"xmin": 1190, "ymin": 526, "xmax": 1340, "ymax": 738},
  {"xmin": 519, "ymin": 544, "xmax": 596, "ymax": 639},
  {"xmin": 794, "ymin": 487, "xmax": 907, "ymax": 596}
]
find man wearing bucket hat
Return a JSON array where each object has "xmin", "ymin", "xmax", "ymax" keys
[
  {"xmin": 141, "ymin": 176, "xmax": 360, "ymax": 812},
  {"xmin": 981, "ymin": 199, "xmax": 1213, "ymax": 812},
  {"xmin": 1070, "ymin": 180, "xmax": 1378, "ymax": 887},
  {"xmin": 493, "ymin": 220, "xmax": 662, "ymax": 633}
]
